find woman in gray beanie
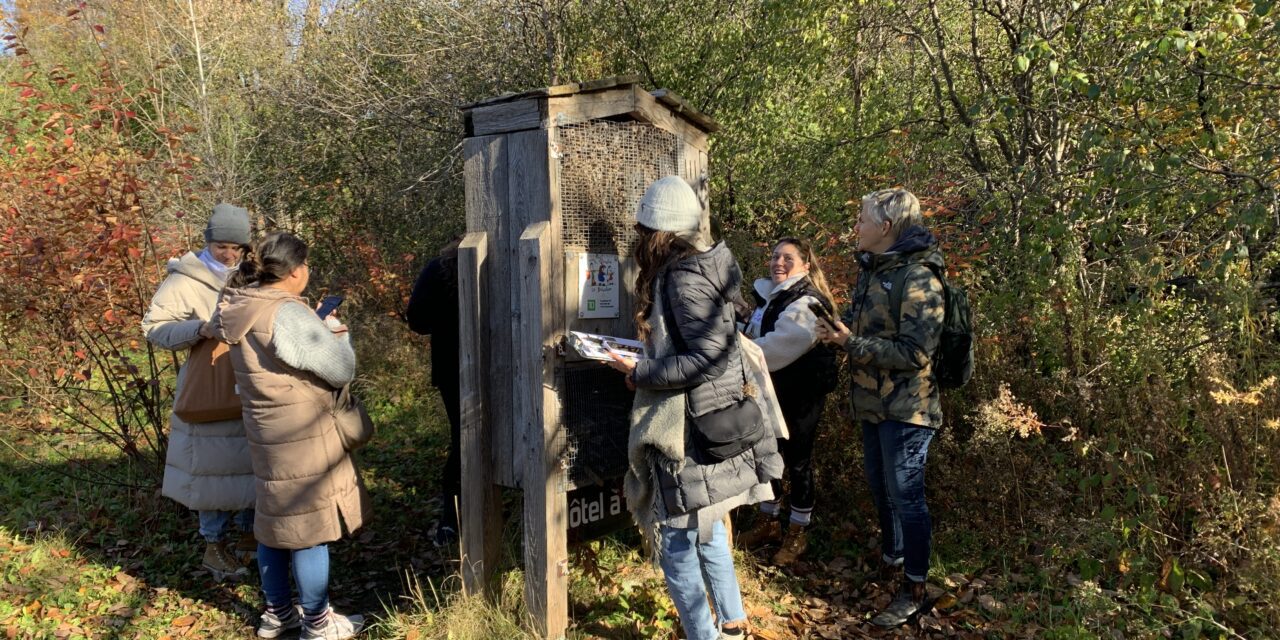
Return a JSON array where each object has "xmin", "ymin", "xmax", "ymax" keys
[
  {"xmin": 606, "ymin": 176, "xmax": 783, "ymax": 640},
  {"xmin": 142, "ymin": 202, "xmax": 256, "ymax": 580}
]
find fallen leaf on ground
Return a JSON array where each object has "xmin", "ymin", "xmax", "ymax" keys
[
  {"xmin": 171, "ymin": 615, "xmax": 197, "ymax": 627},
  {"xmin": 977, "ymin": 594, "xmax": 1005, "ymax": 614}
]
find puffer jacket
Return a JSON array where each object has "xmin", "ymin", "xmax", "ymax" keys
[
  {"xmin": 633, "ymin": 242, "xmax": 783, "ymax": 517},
  {"xmin": 632, "ymin": 241, "xmax": 746, "ymax": 417},
  {"xmin": 841, "ymin": 226, "xmax": 946, "ymax": 428},
  {"xmin": 142, "ymin": 251, "xmax": 255, "ymax": 512},
  {"xmin": 214, "ymin": 286, "xmax": 370, "ymax": 549}
]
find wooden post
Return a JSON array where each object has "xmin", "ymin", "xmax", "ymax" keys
[
  {"xmin": 458, "ymin": 231, "xmax": 502, "ymax": 595},
  {"xmin": 518, "ymin": 221, "xmax": 568, "ymax": 639}
]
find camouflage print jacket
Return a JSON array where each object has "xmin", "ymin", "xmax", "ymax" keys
[{"xmin": 840, "ymin": 226, "xmax": 946, "ymax": 429}]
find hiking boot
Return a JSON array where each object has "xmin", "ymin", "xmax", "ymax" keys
[
  {"xmin": 735, "ymin": 518, "xmax": 782, "ymax": 550},
  {"xmin": 234, "ymin": 530, "xmax": 259, "ymax": 562},
  {"xmin": 257, "ymin": 605, "xmax": 302, "ymax": 639},
  {"xmin": 771, "ymin": 524, "xmax": 808, "ymax": 567},
  {"xmin": 202, "ymin": 541, "xmax": 248, "ymax": 581},
  {"xmin": 871, "ymin": 580, "xmax": 928, "ymax": 628},
  {"xmin": 301, "ymin": 608, "xmax": 364, "ymax": 640}
]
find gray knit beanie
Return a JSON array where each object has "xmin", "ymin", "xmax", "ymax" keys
[
  {"xmin": 635, "ymin": 176, "xmax": 702, "ymax": 232},
  {"xmin": 204, "ymin": 203, "xmax": 251, "ymax": 245}
]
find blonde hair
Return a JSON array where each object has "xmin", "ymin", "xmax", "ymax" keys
[{"xmin": 862, "ymin": 188, "xmax": 922, "ymax": 239}]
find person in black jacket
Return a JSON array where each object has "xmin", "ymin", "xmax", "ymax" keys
[
  {"xmin": 406, "ymin": 236, "xmax": 462, "ymax": 547},
  {"xmin": 605, "ymin": 176, "xmax": 782, "ymax": 640},
  {"xmin": 737, "ymin": 237, "xmax": 839, "ymax": 566}
]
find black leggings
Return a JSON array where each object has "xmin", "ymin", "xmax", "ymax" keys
[
  {"xmin": 438, "ymin": 380, "xmax": 462, "ymax": 528},
  {"xmin": 772, "ymin": 391, "xmax": 826, "ymax": 513}
]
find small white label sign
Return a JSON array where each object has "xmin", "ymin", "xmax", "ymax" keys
[{"xmin": 578, "ymin": 253, "xmax": 620, "ymax": 319}]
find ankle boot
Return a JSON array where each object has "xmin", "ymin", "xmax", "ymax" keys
[
  {"xmin": 871, "ymin": 579, "xmax": 928, "ymax": 627},
  {"xmin": 735, "ymin": 518, "xmax": 782, "ymax": 549},
  {"xmin": 771, "ymin": 524, "xmax": 808, "ymax": 566}
]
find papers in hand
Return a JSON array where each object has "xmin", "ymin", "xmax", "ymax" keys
[{"xmin": 568, "ymin": 331, "xmax": 645, "ymax": 363}]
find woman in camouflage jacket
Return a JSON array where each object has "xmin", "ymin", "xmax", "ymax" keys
[{"xmin": 817, "ymin": 188, "xmax": 946, "ymax": 628}]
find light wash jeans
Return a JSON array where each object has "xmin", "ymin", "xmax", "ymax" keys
[
  {"xmin": 862, "ymin": 420, "xmax": 935, "ymax": 582},
  {"xmin": 258, "ymin": 543, "xmax": 330, "ymax": 615},
  {"xmin": 659, "ymin": 520, "xmax": 747, "ymax": 640},
  {"xmin": 197, "ymin": 509, "xmax": 254, "ymax": 543}
]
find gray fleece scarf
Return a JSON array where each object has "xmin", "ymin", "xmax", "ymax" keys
[{"xmin": 624, "ymin": 270, "xmax": 686, "ymax": 564}]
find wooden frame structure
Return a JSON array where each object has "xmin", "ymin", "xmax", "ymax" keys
[{"xmin": 456, "ymin": 76, "xmax": 717, "ymax": 639}]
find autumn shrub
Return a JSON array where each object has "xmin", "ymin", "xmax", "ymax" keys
[{"xmin": 0, "ymin": 12, "xmax": 197, "ymax": 483}]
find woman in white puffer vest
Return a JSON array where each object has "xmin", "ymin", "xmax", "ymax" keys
[{"xmin": 142, "ymin": 203, "xmax": 256, "ymax": 581}]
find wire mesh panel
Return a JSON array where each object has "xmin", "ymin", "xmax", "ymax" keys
[
  {"xmin": 559, "ymin": 365, "xmax": 634, "ymax": 489},
  {"xmin": 558, "ymin": 121, "xmax": 681, "ymax": 256}
]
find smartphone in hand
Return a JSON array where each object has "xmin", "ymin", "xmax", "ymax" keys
[
  {"xmin": 316, "ymin": 294, "xmax": 345, "ymax": 320},
  {"xmin": 808, "ymin": 300, "xmax": 836, "ymax": 328}
]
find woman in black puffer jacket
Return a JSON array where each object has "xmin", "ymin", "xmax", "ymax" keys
[{"xmin": 606, "ymin": 176, "xmax": 782, "ymax": 640}]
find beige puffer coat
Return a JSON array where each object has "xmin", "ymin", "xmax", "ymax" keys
[
  {"xmin": 142, "ymin": 252, "xmax": 255, "ymax": 512},
  {"xmin": 213, "ymin": 286, "xmax": 370, "ymax": 550}
]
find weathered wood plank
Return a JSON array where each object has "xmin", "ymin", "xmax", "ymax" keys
[
  {"xmin": 506, "ymin": 128, "xmax": 554, "ymax": 488},
  {"xmin": 461, "ymin": 74, "xmax": 642, "ymax": 110},
  {"xmin": 651, "ymin": 88, "xmax": 719, "ymax": 133},
  {"xmin": 457, "ymin": 231, "xmax": 502, "ymax": 597},
  {"xmin": 464, "ymin": 135, "xmax": 520, "ymax": 489},
  {"xmin": 546, "ymin": 87, "xmax": 639, "ymax": 129},
  {"xmin": 471, "ymin": 100, "xmax": 545, "ymax": 137},
  {"xmin": 519, "ymin": 221, "xmax": 568, "ymax": 640},
  {"xmin": 631, "ymin": 86, "xmax": 710, "ymax": 152}
]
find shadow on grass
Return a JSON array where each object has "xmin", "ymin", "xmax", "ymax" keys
[{"xmin": 0, "ymin": 381, "xmax": 461, "ymax": 633}]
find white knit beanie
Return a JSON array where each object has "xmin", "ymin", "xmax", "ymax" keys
[{"xmin": 635, "ymin": 176, "xmax": 702, "ymax": 232}]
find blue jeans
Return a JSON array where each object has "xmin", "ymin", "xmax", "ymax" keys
[
  {"xmin": 198, "ymin": 509, "xmax": 254, "ymax": 543},
  {"xmin": 862, "ymin": 420, "xmax": 934, "ymax": 582},
  {"xmin": 257, "ymin": 543, "xmax": 330, "ymax": 615},
  {"xmin": 658, "ymin": 520, "xmax": 747, "ymax": 640}
]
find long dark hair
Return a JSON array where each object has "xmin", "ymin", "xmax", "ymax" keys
[
  {"xmin": 228, "ymin": 231, "xmax": 308, "ymax": 288},
  {"xmin": 775, "ymin": 237, "xmax": 836, "ymax": 310},
  {"xmin": 633, "ymin": 224, "xmax": 698, "ymax": 342}
]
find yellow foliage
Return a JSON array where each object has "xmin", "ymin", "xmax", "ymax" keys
[{"xmin": 1209, "ymin": 376, "xmax": 1276, "ymax": 407}]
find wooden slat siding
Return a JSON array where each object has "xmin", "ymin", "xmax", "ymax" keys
[
  {"xmin": 519, "ymin": 221, "xmax": 569, "ymax": 640},
  {"xmin": 471, "ymin": 99, "xmax": 545, "ymax": 137},
  {"xmin": 458, "ymin": 231, "xmax": 502, "ymax": 596},
  {"xmin": 463, "ymin": 134, "xmax": 520, "ymax": 488},
  {"xmin": 629, "ymin": 85, "xmax": 710, "ymax": 153},
  {"xmin": 546, "ymin": 87, "xmax": 639, "ymax": 129},
  {"xmin": 650, "ymin": 88, "xmax": 720, "ymax": 133},
  {"xmin": 506, "ymin": 128, "xmax": 553, "ymax": 488}
]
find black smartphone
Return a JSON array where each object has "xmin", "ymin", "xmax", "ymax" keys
[
  {"xmin": 808, "ymin": 301, "xmax": 835, "ymax": 327},
  {"xmin": 316, "ymin": 294, "xmax": 345, "ymax": 320}
]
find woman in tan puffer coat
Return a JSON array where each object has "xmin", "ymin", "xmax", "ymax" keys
[
  {"xmin": 213, "ymin": 231, "xmax": 369, "ymax": 640},
  {"xmin": 142, "ymin": 203, "xmax": 256, "ymax": 581}
]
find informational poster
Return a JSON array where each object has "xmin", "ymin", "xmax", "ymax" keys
[{"xmin": 578, "ymin": 253, "xmax": 619, "ymax": 318}]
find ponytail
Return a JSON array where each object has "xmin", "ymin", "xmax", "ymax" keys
[{"xmin": 227, "ymin": 232, "xmax": 308, "ymax": 288}]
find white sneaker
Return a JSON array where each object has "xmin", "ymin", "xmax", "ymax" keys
[
  {"xmin": 300, "ymin": 608, "xmax": 364, "ymax": 640},
  {"xmin": 257, "ymin": 605, "xmax": 302, "ymax": 638}
]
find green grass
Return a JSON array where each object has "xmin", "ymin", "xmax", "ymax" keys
[{"xmin": 1, "ymin": 315, "xmax": 1273, "ymax": 639}]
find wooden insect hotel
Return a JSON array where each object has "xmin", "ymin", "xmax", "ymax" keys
[{"xmin": 456, "ymin": 76, "xmax": 717, "ymax": 638}]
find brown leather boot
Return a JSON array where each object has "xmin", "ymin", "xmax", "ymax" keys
[
  {"xmin": 735, "ymin": 518, "xmax": 782, "ymax": 550},
  {"xmin": 771, "ymin": 524, "xmax": 808, "ymax": 566},
  {"xmin": 202, "ymin": 541, "xmax": 248, "ymax": 581},
  {"xmin": 233, "ymin": 530, "xmax": 258, "ymax": 562}
]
